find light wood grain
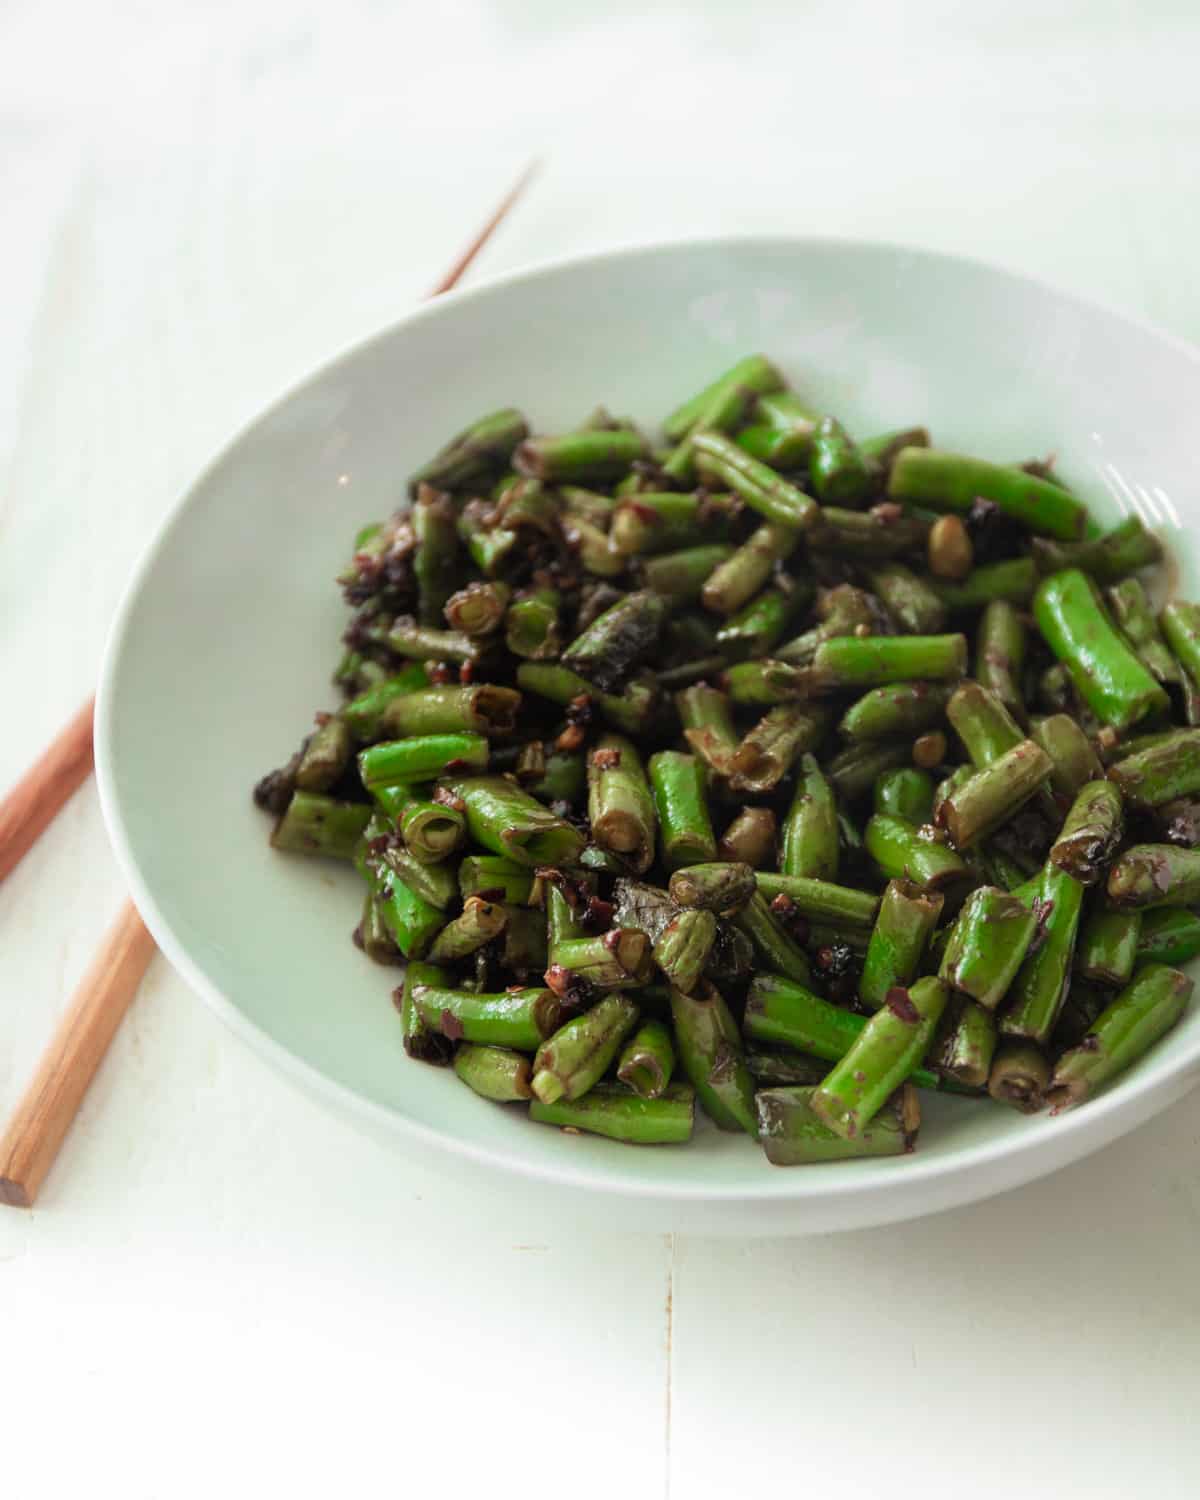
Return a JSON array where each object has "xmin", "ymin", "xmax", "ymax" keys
[
  {"xmin": 0, "ymin": 900, "xmax": 157, "ymax": 1207},
  {"xmin": 0, "ymin": 695, "xmax": 95, "ymax": 884}
]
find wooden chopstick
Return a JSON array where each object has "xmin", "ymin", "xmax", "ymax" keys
[
  {"xmin": 0, "ymin": 695, "xmax": 96, "ymax": 884},
  {"xmin": 0, "ymin": 165, "xmax": 537, "ymax": 1207},
  {"xmin": 0, "ymin": 902, "xmax": 156, "ymax": 1206}
]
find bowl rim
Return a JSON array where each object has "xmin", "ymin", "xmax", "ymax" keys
[{"xmin": 95, "ymin": 230, "xmax": 1200, "ymax": 1205}]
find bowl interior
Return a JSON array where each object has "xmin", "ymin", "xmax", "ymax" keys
[{"xmin": 97, "ymin": 237, "xmax": 1200, "ymax": 1208}]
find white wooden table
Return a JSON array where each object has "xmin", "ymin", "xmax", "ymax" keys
[{"xmin": 3, "ymin": 4, "xmax": 1200, "ymax": 1495}]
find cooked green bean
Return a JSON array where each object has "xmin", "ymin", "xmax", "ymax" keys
[{"xmin": 258, "ymin": 354, "xmax": 1198, "ymax": 1165}]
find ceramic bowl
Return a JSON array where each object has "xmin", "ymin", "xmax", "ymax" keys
[{"xmin": 96, "ymin": 237, "xmax": 1200, "ymax": 1233}]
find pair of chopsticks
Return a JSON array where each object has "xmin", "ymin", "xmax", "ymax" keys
[{"xmin": 0, "ymin": 166, "xmax": 535, "ymax": 1208}]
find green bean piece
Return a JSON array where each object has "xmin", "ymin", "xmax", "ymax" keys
[
  {"xmin": 867, "ymin": 563, "xmax": 947, "ymax": 634},
  {"xmin": 691, "ymin": 430, "xmax": 819, "ymax": 531},
  {"xmin": 807, "ymin": 416, "xmax": 872, "ymax": 507},
  {"xmin": 1076, "ymin": 906, "xmax": 1142, "ymax": 987},
  {"xmin": 396, "ymin": 796, "xmax": 467, "ymax": 864},
  {"xmin": 975, "ymin": 600, "xmax": 1027, "ymax": 724},
  {"xmin": 987, "ymin": 1039, "xmax": 1051, "ymax": 1113},
  {"xmin": 412, "ymin": 984, "xmax": 568, "ymax": 1051},
  {"xmin": 398, "ymin": 961, "xmax": 454, "ymax": 1065},
  {"xmin": 677, "ymin": 682, "xmax": 738, "ymax": 776},
  {"xmin": 999, "ymin": 865, "xmax": 1085, "ymax": 1043},
  {"xmin": 701, "ymin": 522, "xmax": 802, "ymax": 617},
  {"xmin": 757, "ymin": 1085, "xmax": 918, "ymax": 1166},
  {"xmin": 775, "ymin": 584, "xmax": 880, "ymax": 664},
  {"xmin": 660, "ymin": 656, "xmax": 733, "ymax": 690},
  {"xmin": 1108, "ymin": 730, "xmax": 1200, "ymax": 809},
  {"xmin": 1047, "ymin": 963, "xmax": 1192, "ymax": 1110},
  {"xmin": 506, "ymin": 587, "xmax": 562, "ymax": 660},
  {"xmin": 610, "ymin": 491, "xmax": 738, "ymax": 556},
  {"xmin": 380, "ymin": 685, "xmax": 521, "ymax": 740},
  {"xmin": 379, "ymin": 616, "xmax": 482, "ymax": 665},
  {"xmin": 1136, "ymin": 908, "xmax": 1200, "ymax": 966},
  {"xmin": 977, "ymin": 842, "xmax": 1033, "ymax": 891},
  {"xmin": 732, "ymin": 891, "xmax": 814, "ymax": 985},
  {"xmin": 714, "ymin": 588, "xmax": 811, "ymax": 662},
  {"xmin": 933, "ymin": 997, "xmax": 997, "ymax": 1090},
  {"xmin": 1048, "ymin": 780, "xmax": 1123, "ymax": 884},
  {"xmin": 807, "ymin": 505, "xmax": 931, "ymax": 561},
  {"xmin": 1034, "ymin": 569, "xmax": 1169, "ymax": 731},
  {"xmin": 515, "ymin": 429, "xmax": 647, "ymax": 483},
  {"xmin": 458, "ymin": 855, "xmax": 534, "ymax": 905},
  {"xmin": 516, "ymin": 662, "xmax": 660, "ymax": 738},
  {"xmin": 563, "ymin": 514, "xmax": 624, "ymax": 578},
  {"xmin": 341, "ymin": 663, "xmax": 431, "ymax": 742},
  {"xmin": 616, "ymin": 1021, "xmax": 677, "ymax": 1099},
  {"xmin": 935, "ymin": 739, "xmax": 1052, "ymax": 848},
  {"xmin": 443, "ymin": 580, "xmax": 511, "ymax": 639},
  {"xmin": 359, "ymin": 734, "xmax": 488, "ymax": 789},
  {"xmin": 930, "ymin": 558, "xmax": 1038, "ymax": 612},
  {"xmin": 1108, "ymin": 844, "xmax": 1200, "ymax": 908},
  {"xmin": 873, "ymin": 767, "xmax": 935, "ymax": 825},
  {"xmin": 363, "ymin": 854, "xmax": 446, "ymax": 959},
  {"xmin": 561, "ymin": 590, "xmax": 667, "ymax": 691},
  {"xmin": 718, "ymin": 807, "xmax": 778, "ymax": 869},
  {"xmin": 427, "ymin": 896, "xmax": 508, "ymax": 963},
  {"xmin": 294, "ymin": 717, "xmax": 352, "ymax": 793},
  {"xmin": 744, "ymin": 1047, "xmax": 829, "ymax": 1087},
  {"xmin": 410, "ymin": 488, "xmax": 461, "ymax": 627},
  {"xmin": 859, "ymin": 881, "xmax": 944, "ymax": 1010},
  {"xmin": 531, "ymin": 994, "xmax": 640, "ymax": 1104},
  {"xmin": 810, "ymin": 977, "xmax": 950, "ymax": 1140},
  {"xmin": 662, "ymin": 354, "xmax": 784, "ymax": 441},
  {"xmin": 743, "ymin": 976, "xmax": 945, "ymax": 1094},
  {"xmin": 669, "ymin": 980, "xmax": 757, "ymax": 1135},
  {"xmin": 358, "ymin": 889, "xmax": 403, "ymax": 966},
  {"xmin": 502, "ymin": 904, "xmax": 549, "ymax": 978},
  {"xmin": 409, "ymin": 408, "xmax": 528, "ymax": 492},
  {"xmin": 1107, "ymin": 578, "xmax": 1180, "ymax": 687},
  {"xmin": 730, "ymin": 704, "xmax": 831, "ymax": 793},
  {"xmin": 365, "ymin": 826, "xmax": 458, "ymax": 909},
  {"xmin": 649, "ymin": 751, "xmax": 717, "ymax": 871},
  {"xmin": 839, "ymin": 681, "xmax": 953, "ymax": 743},
  {"xmin": 588, "ymin": 735, "xmax": 657, "ymax": 874},
  {"xmin": 640, "ymin": 544, "xmax": 735, "ymax": 605},
  {"xmin": 735, "ymin": 422, "xmax": 812, "ymax": 469},
  {"xmin": 662, "ymin": 362, "xmax": 781, "ymax": 483},
  {"xmin": 827, "ymin": 740, "xmax": 912, "ymax": 803},
  {"xmin": 753, "ymin": 873, "xmax": 879, "ymax": 928},
  {"xmin": 1032, "ymin": 714, "xmax": 1103, "ymax": 801},
  {"xmin": 529, "ymin": 1080, "xmax": 695, "ymax": 1144},
  {"xmin": 441, "ymin": 774, "xmax": 586, "ymax": 868},
  {"xmin": 863, "ymin": 814, "xmax": 971, "ymax": 891},
  {"xmin": 548, "ymin": 931, "xmax": 654, "ymax": 990},
  {"xmin": 271, "ymin": 792, "xmax": 372, "ymax": 860},
  {"xmin": 887, "ymin": 448, "xmax": 1087, "ymax": 540},
  {"xmin": 653, "ymin": 909, "xmax": 718, "ymax": 993},
  {"xmin": 453, "ymin": 1044, "xmax": 533, "ymax": 1101},
  {"xmin": 1032, "ymin": 513, "xmax": 1162, "ymax": 583},
  {"xmin": 813, "ymin": 634, "xmax": 968, "ymax": 689},
  {"xmin": 744, "ymin": 976, "xmax": 864, "ymax": 1062},
  {"xmin": 861, "ymin": 426, "xmax": 931, "ymax": 469},
  {"xmin": 1161, "ymin": 600, "xmax": 1200, "ymax": 686},
  {"xmin": 723, "ymin": 659, "xmax": 820, "ymax": 706},
  {"xmin": 669, "ymin": 861, "xmax": 756, "ymax": 911},
  {"xmin": 939, "ymin": 886, "xmax": 1037, "ymax": 1009},
  {"xmin": 781, "ymin": 754, "xmax": 839, "ymax": 881}
]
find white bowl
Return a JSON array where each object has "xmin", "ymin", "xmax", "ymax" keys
[{"xmin": 96, "ymin": 236, "xmax": 1200, "ymax": 1234}]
